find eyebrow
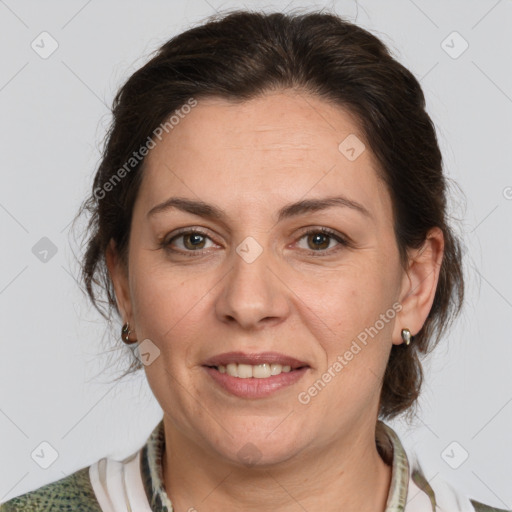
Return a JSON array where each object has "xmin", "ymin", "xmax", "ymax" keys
[{"xmin": 147, "ymin": 195, "xmax": 372, "ymax": 222}]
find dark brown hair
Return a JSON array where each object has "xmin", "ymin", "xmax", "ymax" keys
[{"xmin": 76, "ymin": 9, "xmax": 464, "ymax": 421}]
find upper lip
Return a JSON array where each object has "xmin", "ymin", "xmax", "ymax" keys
[{"xmin": 203, "ymin": 352, "xmax": 310, "ymax": 370}]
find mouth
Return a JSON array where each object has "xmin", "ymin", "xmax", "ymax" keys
[
  {"xmin": 211, "ymin": 362, "xmax": 298, "ymax": 378},
  {"xmin": 203, "ymin": 351, "xmax": 310, "ymax": 378},
  {"xmin": 202, "ymin": 352, "xmax": 310, "ymax": 398}
]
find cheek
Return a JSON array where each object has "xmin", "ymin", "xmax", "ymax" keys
[
  {"xmin": 128, "ymin": 254, "xmax": 208, "ymax": 344},
  {"xmin": 297, "ymin": 274, "xmax": 396, "ymax": 419},
  {"xmin": 302, "ymin": 259, "xmax": 397, "ymax": 337},
  {"xmin": 295, "ymin": 254, "xmax": 399, "ymax": 387}
]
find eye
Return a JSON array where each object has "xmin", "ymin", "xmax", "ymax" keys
[
  {"xmin": 162, "ymin": 229, "xmax": 218, "ymax": 254},
  {"xmin": 295, "ymin": 228, "xmax": 348, "ymax": 255}
]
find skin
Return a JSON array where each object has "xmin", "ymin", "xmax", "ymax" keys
[{"xmin": 107, "ymin": 90, "xmax": 444, "ymax": 512}]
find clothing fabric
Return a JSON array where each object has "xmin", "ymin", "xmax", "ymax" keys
[{"xmin": 0, "ymin": 420, "xmax": 508, "ymax": 511}]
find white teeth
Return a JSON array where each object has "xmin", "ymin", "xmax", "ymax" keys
[
  {"xmin": 226, "ymin": 363, "xmax": 238, "ymax": 377},
  {"xmin": 270, "ymin": 363, "xmax": 282, "ymax": 376},
  {"xmin": 253, "ymin": 364, "xmax": 271, "ymax": 379},
  {"xmin": 237, "ymin": 364, "xmax": 253, "ymax": 378},
  {"xmin": 217, "ymin": 363, "xmax": 294, "ymax": 378}
]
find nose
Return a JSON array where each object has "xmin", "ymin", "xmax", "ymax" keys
[{"xmin": 215, "ymin": 240, "xmax": 291, "ymax": 330}]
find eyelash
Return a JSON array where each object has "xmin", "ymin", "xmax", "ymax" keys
[
  {"xmin": 160, "ymin": 227, "xmax": 350, "ymax": 258},
  {"xmin": 295, "ymin": 227, "xmax": 350, "ymax": 256}
]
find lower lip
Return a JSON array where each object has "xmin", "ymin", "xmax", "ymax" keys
[{"xmin": 203, "ymin": 366, "xmax": 309, "ymax": 398}]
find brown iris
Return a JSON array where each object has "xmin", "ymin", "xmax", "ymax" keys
[
  {"xmin": 183, "ymin": 233, "xmax": 207, "ymax": 250},
  {"xmin": 307, "ymin": 232, "xmax": 330, "ymax": 250}
]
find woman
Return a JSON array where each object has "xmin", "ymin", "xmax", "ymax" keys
[{"xmin": 1, "ymin": 9, "xmax": 507, "ymax": 512}]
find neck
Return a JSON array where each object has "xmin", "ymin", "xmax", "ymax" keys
[{"xmin": 161, "ymin": 419, "xmax": 393, "ymax": 512}]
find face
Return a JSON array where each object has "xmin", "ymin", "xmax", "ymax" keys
[{"xmin": 108, "ymin": 90, "xmax": 441, "ymax": 467}]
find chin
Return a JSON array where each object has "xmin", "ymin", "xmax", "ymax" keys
[{"xmin": 209, "ymin": 425, "xmax": 307, "ymax": 469}]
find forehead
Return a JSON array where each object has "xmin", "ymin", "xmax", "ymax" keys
[
  {"xmin": 150, "ymin": 91, "xmax": 365, "ymax": 158},
  {"xmin": 139, "ymin": 91, "xmax": 391, "ymax": 222}
]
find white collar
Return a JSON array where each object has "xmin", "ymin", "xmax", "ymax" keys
[{"xmin": 88, "ymin": 420, "xmax": 477, "ymax": 512}]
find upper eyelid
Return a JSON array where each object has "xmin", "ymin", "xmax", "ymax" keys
[
  {"xmin": 164, "ymin": 228, "xmax": 217, "ymax": 246},
  {"xmin": 294, "ymin": 229, "xmax": 349, "ymax": 251},
  {"xmin": 293, "ymin": 226, "xmax": 349, "ymax": 246},
  {"xmin": 163, "ymin": 226, "xmax": 211, "ymax": 239}
]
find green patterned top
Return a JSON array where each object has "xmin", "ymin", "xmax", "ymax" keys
[{"xmin": 0, "ymin": 420, "xmax": 508, "ymax": 511}]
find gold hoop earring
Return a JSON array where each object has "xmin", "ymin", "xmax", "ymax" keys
[{"xmin": 401, "ymin": 328, "xmax": 412, "ymax": 346}]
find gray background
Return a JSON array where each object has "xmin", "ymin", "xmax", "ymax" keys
[{"xmin": 1, "ymin": 0, "xmax": 511, "ymax": 508}]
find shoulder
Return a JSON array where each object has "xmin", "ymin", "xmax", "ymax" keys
[
  {"xmin": 470, "ymin": 500, "xmax": 511, "ymax": 512},
  {"xmin": 410, "ymin": 457, "xmax": 510, "ymax": 512},
  {"xmin": 0, "ymin": 466, "xmax": 103, "ymax": 512},
  {"xmin": 411, "ymin": 460, "xmax": 510, "ymax": 512},
  {"xmin": 395, "ymin": 430, "xmax": 511, "ymax": 512}
]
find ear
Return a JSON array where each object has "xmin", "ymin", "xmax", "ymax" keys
[
  {"xmin": 105, "ymin": 239, "xmax": 133, "ymax": 323},
  {"xmin": 392, "ymin": 227, "xmax": 444, "ymax": 345}
]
